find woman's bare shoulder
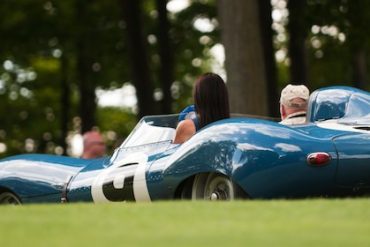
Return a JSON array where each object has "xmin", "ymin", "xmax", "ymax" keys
[{"xmin": 173, "ymin": 119, "xmax": 196, "ymax": 144}]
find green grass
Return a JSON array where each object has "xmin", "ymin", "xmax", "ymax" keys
[{"xmin": 1, "ymin": 199, "xmax": 370, "ymax": 247}]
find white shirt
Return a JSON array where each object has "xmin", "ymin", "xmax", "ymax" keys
[{"xmin": 280, "ymin": 111, "xmax": 307, "ymax": 125}]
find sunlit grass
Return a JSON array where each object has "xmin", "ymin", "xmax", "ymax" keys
[{"xmin": 1, "ymin": 199, "xmax": 369, "ymax": 247}]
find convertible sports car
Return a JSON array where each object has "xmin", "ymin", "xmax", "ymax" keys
[{"xmin": 1, "ymin": 86, "xmax": 370, "ymax": 204}]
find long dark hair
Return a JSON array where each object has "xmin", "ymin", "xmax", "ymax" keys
[{"xmin": 194, "ymin": 73, "xmax": 230, "ymax": 128}]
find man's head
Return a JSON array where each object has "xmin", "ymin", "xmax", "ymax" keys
[
  {"xmin": 82, "ymin": 131, "xmax": 106, "ymax": 159},
  {"xmin": 280, "ymin": 84, "xmax": 309, "ymax": 120}
]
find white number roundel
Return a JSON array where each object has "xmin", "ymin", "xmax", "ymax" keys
[{"xmin": 91, "ymin": 153, "xmax": 151, "ymax": 203}]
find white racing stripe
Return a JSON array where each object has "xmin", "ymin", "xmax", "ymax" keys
[
  {"xmin": 91, "ymin": 152, "xmax": 151, "ymax": 203},
  {"xmin": 133, "ymin": 153, "xmax": 151, "ymax": 202}
]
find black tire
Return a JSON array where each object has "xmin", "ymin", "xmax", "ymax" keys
[
  {"xmin": 0, "ymin": 192, "xmax": 21, "ymax": 205},
  {"xmin": 191, "ymin": 173, "xmax": 246, "ymax": 200}
]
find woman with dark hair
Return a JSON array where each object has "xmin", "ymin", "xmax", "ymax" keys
[{"xmin": 173, "ymin": 73, "xmax": 230, "ymax": 144}]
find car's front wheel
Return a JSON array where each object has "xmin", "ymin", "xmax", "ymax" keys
[
  {"xmin": 0, "ymin": 192, "xmax": 21, "ymax": 205},
  {"xmin": 191, "ymin": 173, "xmax": 246, "ymax": 200}
]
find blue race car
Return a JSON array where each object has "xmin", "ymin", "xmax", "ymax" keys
[{"xmin": 1, "ymin": 86, "xmax": 370, "ymax": 204}]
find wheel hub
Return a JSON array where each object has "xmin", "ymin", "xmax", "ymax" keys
[
  {"xmin": 192, "ymin": 173, "xmax": 236, "ymax": 201},
  {"xmin": 209, "ymin": 186, "xmax": 229, "ymax": 200},
  {"xmin": 210, "ymin": 192, "xmax": 219, "ymax": 200}
]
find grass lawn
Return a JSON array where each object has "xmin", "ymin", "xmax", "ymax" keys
[{"xmin": 1, "ymin": 199, "xmax": 369, "ymax": 247}]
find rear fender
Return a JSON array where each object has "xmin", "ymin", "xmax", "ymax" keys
[{"xmin": 159, "ymin": 119, "xmax": 338, "ymax": 199}]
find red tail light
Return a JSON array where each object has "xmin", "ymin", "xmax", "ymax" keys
[{"xmin": 307, "ymin": 152, "xmax": 331, "ymax": 166}]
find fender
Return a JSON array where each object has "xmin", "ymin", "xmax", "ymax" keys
[
  {"xmin": 158, "ymin": 118, "xmax": 339, "ymax": 198},
  {"xmin": 0, "ymin": 155, "xmax": 88, "ymax": 199}
]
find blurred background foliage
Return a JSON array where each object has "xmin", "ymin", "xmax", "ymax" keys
[{"xmin": 0, "ymin": 0, "xmax": 369, "ymax": 158}]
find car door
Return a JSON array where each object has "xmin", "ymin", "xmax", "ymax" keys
[{"xmin": 333, "ymin": 132, "xmax": 370, "ymax": 188}]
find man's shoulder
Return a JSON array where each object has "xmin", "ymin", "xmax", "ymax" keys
[{"xmin": 280, "ymin": 116, "xmax": 306, "ymax": 125}]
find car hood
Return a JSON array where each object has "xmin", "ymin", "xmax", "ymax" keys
[
  {"xmin": 0, "ymin": 154, "xmax": 108, "ymax": 198},
  {"xmin": 0, "ymin": 154, "xmax": 97, "ymax": 167}
]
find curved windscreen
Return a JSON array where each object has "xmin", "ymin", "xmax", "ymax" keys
[
  {"xmin": 309, "ymin": 87, "xmax": 370, "ymax": 125},
  {"xmin": 309, "ymin": 89, "xmax": 350, "ymax": 122},
  {"xmin": 338, "ymin": 94, "xmax": 370, "ymax": 125},
  {"xmin": 344, "ymin": 94, "xmax": 370, "ymax": 119},
  {"xmin": 120, "ymin": 114, "xmax": 179, "ymax": 148}
]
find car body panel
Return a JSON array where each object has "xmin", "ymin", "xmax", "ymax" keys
[
  {"xmin": 333, "ymin": 133, "xmax": 370, "ymax": 187},
  {"xmin": 0, "ymin": 154, "xmax": 92, "ymax": 199},
  {"xmin": 1, "ymin": 86, "xmax": 370, "ymax": 203},
  {"xmin": 155, "ymin": 118, "xmax": 340, "ymax": 199}
]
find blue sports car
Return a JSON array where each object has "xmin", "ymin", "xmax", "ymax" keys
[{"xmin": 1, "ymin": 86, "xmax": 370, "ymax": 204}]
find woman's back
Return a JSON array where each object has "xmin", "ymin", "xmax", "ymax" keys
[{"xmin": 173, "ymin": 73, "xmax": 229, "ymax": 144}]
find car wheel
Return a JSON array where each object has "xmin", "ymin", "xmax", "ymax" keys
[
  {"xmin": 191, "ymin": 173, "xmax": 245, "ymax": 200},
  {"xmin": 0, "ymin": 192, "xmax": 21, "ymax": 205}
]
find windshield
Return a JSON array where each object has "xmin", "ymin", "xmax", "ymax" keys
[
  {"xmin": 345, "ymin": 94, "xmax": 370, "ymax": 119},
  {"xmin": 309, "ymin": 90, "xmax": 349, "ymax": 122},
  {"xmin": 338, "ymin": 94, "xmax": 370, "ymax": 125},
  {"xmin": 120, "ymin": 114, "xmax": 179, "ymax": 148},
  {"xmin": 309, "ymin": 87, "xmax": 370, "ymax": 123}
]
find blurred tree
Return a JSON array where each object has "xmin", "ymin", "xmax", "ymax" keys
[
  {"xmin": 287, "ymin": 0, "xmax": 309, "ymax": 85},
  {"xmin": 75, "ymin": 0, "xmax": 97, "ymax": 133},
  {"xmin": 346, "ymin": 1, "xmax": 370, "ymax": 89},
  {"xmin": 305, "ymin": 0, "xmax": 370, "ymax": 89},
  {"xmin": 156, "ymin": 0, "xmax": 174, "ymax": 114},
  {"xmin": 169, "ymin": 0, "xmax": 219, "ymax": 111},
  {"xmin": 0, "ymin": 0, "xmax": 64, "ymax": 156},
  {"xmin": 59, "ymin": 54, "xmax": 70, "ymax": 154},
  {"xmin": 0, "ymin": 0, "xmax": 223, "ymax": 158},
  {"xmin": 258, "ymin": 0, "xmax": 279, "ymax": 117},
  {"xmin": 96, "ymin": 106, "xmax": 136, "ymax": 150},
  {"xmin": 136, "ymin": 0, "xmax": 219, "ymax": 113},
  {"xmin": 121, "ymin": 0, "xmax": 156, "ymax": 118},
  {"xmin": 218, "ymin": 0, "xmax": 268, "ymax": 115},
  {"xmin": 0, "ymin": 0, "xmax": 130, "ymax": 157}
]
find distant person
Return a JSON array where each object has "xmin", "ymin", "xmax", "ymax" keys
[
  {"xmin": 82, "ymin": 131, "xmax": 106, "ymax": 159},
  {"xmin": 173, "ymin": 73, "xmax": 230, "ymax": 144},
  {"xmin": 280, "ymin": 84, "xmax": 310, "ymax": 125}
]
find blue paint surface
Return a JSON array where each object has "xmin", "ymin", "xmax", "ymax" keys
[{"xmin": 1, "ymin": 86, "xmax": 370, "ymax": 203}]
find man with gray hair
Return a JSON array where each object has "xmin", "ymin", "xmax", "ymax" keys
[{"xmin": 280, "ymin": 84, "xmax": 310, "ymax": 125}]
